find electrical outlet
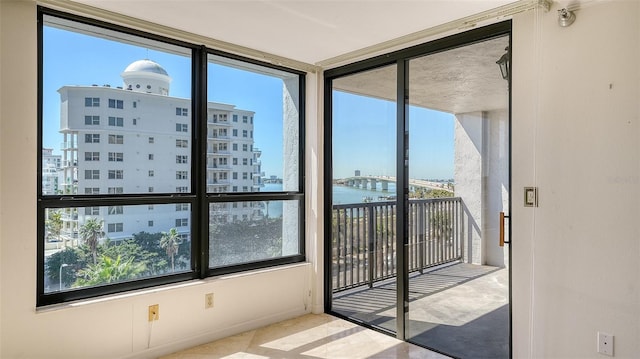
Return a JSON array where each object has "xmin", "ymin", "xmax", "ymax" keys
[
  {"xmin": 597, "ymin": 332, "xmax": 614, "ymax": 356},
  {"xmin": 205, "ymin": 293, "xmax": 214, "ymax": 309},
  {"xmin": 148, "ymin": 304, "xmax": 159, "ymax": 322}
]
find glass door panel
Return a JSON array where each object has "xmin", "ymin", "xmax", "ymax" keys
[
  {"xmin": 330, "ymin": 64, "xmax": 398, "ymax": 334},
  {"xmin": 405, "ymin": 35, "xmax": 511, "ymax": 358}
]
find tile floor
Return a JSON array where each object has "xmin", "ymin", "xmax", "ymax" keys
[{"xmin": 160, "ymin": 313, "xmax": 449, "ymax": 359}]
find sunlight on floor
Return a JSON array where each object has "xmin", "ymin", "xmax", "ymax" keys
[{"xmin": 161, "ymin": 313, "xmax": 448, "ymax": 359}]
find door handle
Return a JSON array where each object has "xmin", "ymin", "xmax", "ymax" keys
[{"xmin": 499, "ymin": 212, "xmax": 510, "ymax": 247}]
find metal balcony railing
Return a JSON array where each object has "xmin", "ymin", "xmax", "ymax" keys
[{"xmin": 331, "ymin": 197, "xmax": 464, "ymax": 292}]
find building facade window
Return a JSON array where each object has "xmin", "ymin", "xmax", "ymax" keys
[
  {"xmin": 108, "ymin": 134, "xmax": 123, "ymax": 144},
  {"xmin": 85, "ymin": 152, "xmax": 100, "ymax": 161},
  {"xmin": 108, "ymin": 99, "xmax": 124, "ymax": 109},
  {"xmin": 85, "ymin": 97, "xmax": 99, "ymax": 107},
  {"xmin": 84, "ymin": 115, "xmax": 100, "ymax": 125},
  {"xmin": 108, "ymin": 116, "xmax": 124, "ymax": 126},
  {"xmin": 108, "ymin": 152, "xmax": 123, "ymax": 162},
  {"xmin": 38, "ymin": 9, "xmax": 304, "ymax": 306}
]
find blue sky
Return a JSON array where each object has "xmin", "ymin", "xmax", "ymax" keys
[
  {"xmin": 43, "ymin": 23, "xmax": 453, "ymax": 181},
  {"xmin": 43, "ymin": 24, "xmax": 285, "ymax": 178},
  {"xmin": 332, "ymin": 91, "xmax": 454, "ymax": 180}
]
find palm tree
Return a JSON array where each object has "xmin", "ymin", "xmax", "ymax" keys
[
  {"xmin": 74, "ymin": 255, "xmax": 145, "ymax": 287},
  {"xmin": 45, "ymin": 210, "xmax": 63, "ymax": 247},
  {"xmin": 80, "ymin": 217, "xmax": 104, "ymax": 264},
  {"xmin": 160, "ymin": 228, "xmax": 182, "ymax": 272}
]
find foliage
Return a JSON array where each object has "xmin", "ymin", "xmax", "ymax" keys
[
  {"xmin": 160, "ymin": 228, "xmax": 182, "ymax": 272},
  {"xmin": 410, "ymin": 188, "xmax": 454, "ymax": 199},
  {"xmin": 74, "ymin": 255, "xmax": 146, "ymax": 287},
  {"xmin": 209, "ymin": 218, "xmax": 283, "ymax": 266},
  {"xmin": 45, "ymin": 210, "xmax": 63, "ymax": 242},
  {"xmin": 45, "ymin": 247, "xmax": 85, "ymax": 287},
  {"xmin": 79, "ymin": 217, "xmax": 104, "ymax": 264}
]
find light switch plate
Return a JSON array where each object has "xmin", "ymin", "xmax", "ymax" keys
[{"xmin": 524, "ymin": 187, "xmax": 538, "ymax": 207}]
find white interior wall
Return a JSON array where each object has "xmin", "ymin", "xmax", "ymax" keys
[
  {"xmin": 512, "ymin": 1, "xmax": 640, "ymax": 357},
  {"xmin": 0, "ymin": 2, "xmax": 321, "ymax": 358}
]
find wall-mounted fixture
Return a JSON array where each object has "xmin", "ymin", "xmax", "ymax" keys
[
  {"xmin": 558, "ymin": 8, "xmax": 576, "ymax": 27},
  {"xmin": 496, "ymin": 46, "xmax": 510, "ymax": 81}
]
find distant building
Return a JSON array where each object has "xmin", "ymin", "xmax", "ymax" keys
[
  {"xmin": 354, "ymin": 170, "xmax": 361, "ymax": 177},
  {"xmin": 56, "ymin": 59, "xmax": 263, "ymax": 241},
  {"xmin": 42, "ymin": 148, "xmax": 61, "ymax": 195}
]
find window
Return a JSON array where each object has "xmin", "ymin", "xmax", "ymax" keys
[
  {"xmin": 176, "ymin": 155, "xmax": 188, "ymax": 164},
  {"xmin": 107, "ymin": 187, "xmax": 124, "ymax": 194},
  {"xmin": 108, "ymin": 170, "xmax": 123, "ymax": 179},
  {"xmin": 85, "ymin": 97, "xmax": 99, "ymax": 107},
  {"xmin": 108, "ymin": 116, "xmax": 124, "ymax": 126},
  {"xmin": 108, "ymin": 99, "xmax": 124, "ymax": 109},
  {"xmin": 85, "ymin": 134, "xmax": 100, "ymax": 143},
  {"xmin": 176, "ymin": 139, "xmax": 188, "ymax": 148},
  {"xmin": 107, "ymin": 223, "xmax": 123, "ymax": 232},
  {"xmin": 108, "ymin": 134, "xmax": 123, "ymax": 144},
  {"xmin": 84, "ymin": 115, "xmax": 99, "ymax": 125},
  {"xmin": 39, "ymin": 11, "xmax": 303, "ymax": 307},
  {"xmin": 108, "ymin": 152, "xmax": 123, "ymax": 162},
  {"xmin": 242, "ymin": 144, "xmax": 248, "ymax": 151},
  {"xmin": 242, "ymin": 172, "xmax": 248, "ymax": 180},
  {"xmin": 108, "ymin": 206, "xmax": 123, "ymax": 215},
  {"xmin": 84, "ymin": 170, "xmax": 100, "ymax": 179},
  {"xmin": 85, "ymin": 152, "xmax": 99, "ymax": 161},
  {"xmin": 242, "ymin": 158, "xmax": 248, "ymax": 166}
]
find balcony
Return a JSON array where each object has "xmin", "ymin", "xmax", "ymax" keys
[{"xmin": 330, "ymin": 197, "xmax": 508, "ymax": 358}]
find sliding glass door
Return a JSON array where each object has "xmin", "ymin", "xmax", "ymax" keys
[{"xmin": 325, "ymin": 22, "xmax": 511, "ymax": 358}]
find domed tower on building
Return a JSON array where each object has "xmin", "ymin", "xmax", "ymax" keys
[{"xmin": 121, "ymin": 59, "xmax": 171, "ymax": 96}]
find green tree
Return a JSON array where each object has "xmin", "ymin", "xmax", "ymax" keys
[
  {"xmin": 46, "ymin": 210, "xmax": 63, "ymax": 246},
  {"xmin": 46, "ymin": 247, "xmax": 82, "ymax": 288},
  {"xmin": 74, "ymin": 255, "xmax": 146, "ymax": 287},
  {"xmin": 160, "ymin": 228, "xmax": 181, "ymax": 272},
  {"xmin": 80, "ymin": 217, "xmax": 104, "ymax": 264}
]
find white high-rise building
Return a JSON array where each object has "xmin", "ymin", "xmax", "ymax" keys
[
  {"xmin": 42, "ymin": 148, "xmax": 62, "ymax": 195},
  {"xmin": 57, "ymin": 59, "xmax": 263, "ymax": 241}
]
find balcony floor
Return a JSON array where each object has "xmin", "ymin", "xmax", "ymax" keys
[{"xmin": 332, "ymin": 263, "xmax": 509, "ymax": 358}]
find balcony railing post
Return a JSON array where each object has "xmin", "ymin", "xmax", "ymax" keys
[
  {"xmin": 418, "ymin": 201, "xmax": 425, "ymax": 273},
  {"xmin": 367, "ymin": 205, "xmax": 375, "ymax": 288}
]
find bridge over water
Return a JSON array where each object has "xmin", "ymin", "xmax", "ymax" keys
[{"xmin": 337, "ymin": 175, "xmax": 452, "ymax": 192}]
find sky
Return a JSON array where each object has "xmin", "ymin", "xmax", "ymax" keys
[
  {"xmin": 332, "ymin": 91, "xmax": 454, "ymax": 180},
  {"xmin": 43, "ymin": 23, "xmax": 286, "ymax": 178},
  {"xmin": 43, "ymin": 20, "xmax": 453, "ymax": 182}
]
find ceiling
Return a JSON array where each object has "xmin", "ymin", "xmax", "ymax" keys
[
  {"xmin": 71, "ymin": 0, "xmax": 517, "ymax": 66},
  {"xmin": 334, "ymin": 36, "xmax": 509, "ymax": 114}
]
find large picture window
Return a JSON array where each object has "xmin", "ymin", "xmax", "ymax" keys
[{"xmin": 38, "ymin": 8, "xmax": 305, "ymax": 306}]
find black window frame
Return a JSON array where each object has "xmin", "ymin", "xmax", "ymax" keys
[{"xmin": 37, "ymin": 7, "xmax": 306, "ymax": 306}]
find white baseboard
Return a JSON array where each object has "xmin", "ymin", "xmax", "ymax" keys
[{"xmin": 119, "ymin": 307, "xmax": 310, "ymax": 359}]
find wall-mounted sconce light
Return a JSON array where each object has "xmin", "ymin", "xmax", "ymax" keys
[
  {"xmin": 496, "ymin": 46, "xmax": 510, "ymax": 81},
  {"xmin": 558, "ymin": 8, "xmax": 576, "ymax": 27}
]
